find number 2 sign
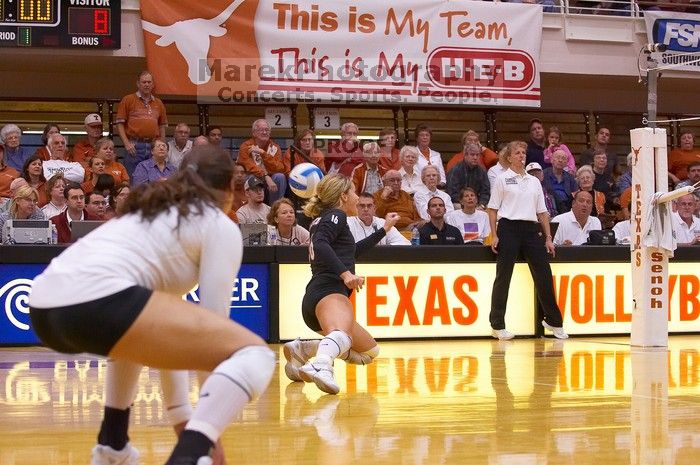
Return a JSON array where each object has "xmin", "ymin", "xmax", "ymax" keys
[{"xmin": 265, "ymin": 107, "xmax": 292, "ymax": 129}]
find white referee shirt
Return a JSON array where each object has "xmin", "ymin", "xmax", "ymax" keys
[
  {"xmin": 487, "ymin": 169, "xmax": 547, "ymax": 221},
  {"xmin": 487, "ymin": 163, "xmax": 508, "ymax": 186},
  {"xmin": 30, "ymin": 205, "xmax": 242, "ymax": 317},
  {"xmin": 551, "ymin": 211, "xmax": 602, "ymax": 245}
]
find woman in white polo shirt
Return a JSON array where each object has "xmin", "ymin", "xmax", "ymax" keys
[{"xmin": 487, "ymin": 141, "xmax": 568, "ymax": 341}]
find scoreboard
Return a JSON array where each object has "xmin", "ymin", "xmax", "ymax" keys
[{"xmin": 0, "ymin": 0, "xmax": 121, "ymax": 48}]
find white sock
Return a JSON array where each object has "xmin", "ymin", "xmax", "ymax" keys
[
  {"xmin": 104, "ymin": 359, "xmax": 142, "ymax": 409},
  {"xmin": 186, "ymin": 346, "xmax": 275, "ymax": 442},
  {"xmin": 314, "ymin": 331, "xmax": 352, "ymax": 365},
  {"xmin": 159, "ymin": 370, "xmax": 193, "ymax": 426}
]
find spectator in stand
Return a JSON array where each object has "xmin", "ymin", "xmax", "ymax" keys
[
  {"xmin": 95, "ymin": 137, "xmax": 130, "ymax": 185},
  {"xmin": 236, "ymin": 175, "xmax": 271, "ymax": 224},
  {"xmin": 109, "ymin": 183, "xmax": 130, "ymax": 218},
  {"xmin": 0, "ymin": 144, "xmax": 19, "ymax": 206},
  {"xmin": 41, "ymin": 172, "xmax": 67, "ymax": 219},
  {"xmin": 668, "ymin": 131, "xmax": 700, "ymax": 184},
  {"xmin": 237, "ymin": 119, "xmax": 287, "ymax": 204},
  {"xmin": 91, "ymin": 174, "xmax": 116, "ymax": 205},
  {"xmin": 85, "ymin": 191, "xmax": 108, "ymax": 220},
  {"xmin": 73, "ymin": 114, "xmax": 104, "ymax": 164},
  {"xmin": 378, "ymin": 127, "xmax": 401, "ymax": 171},
  {"xmin": 116, "ymin": 70, "xmax": 168, "ymax": 176},
  {"xmin": 487, "ymin": 145, "xmax": 509, "ymax": 186},
  {"xmin": 418, "ymin": 196, "xmax": 464, "ymax": 245},
  {"xmin": 612, "ymin": 218, "xmax": 631, "ymax": 245},
  {"xmin": 231, "ymin": 163, "xmax": 247, "ymax": 212},
  {"xmin": 284, "ymin": 129, "xmax": 326, "ymax": 174},
  {"xmin": 574, "ymin": 165, "xmax": 606, "ymax": 217},
  {"xmin": 543, "ymin": 126, "xmax": 576, "ymax": 174},
  {"xmin": 348, "ymin": 193, "xmax": 410, "ymax": 245},
  {"xmin": 351, "ymin": 142, "xmax": 388, "ymax": 196},
  {"xmin": 43, "ymin": 134, "xmax": 85, "ymax": 183},
  {"xmin": 526, "ymin": 118, "xmax": 549, "ymax": 169},
  {"xmin": 673, "ymin": 194, "xmax": 700, "ymax": 245},
  {"xmin": 0, "ymin": 178, "xmax": 28, "ymax": 214},
  {"xmin": 21, "ymin": 155, "xmax": 48, "ymax": 207},
  {"xmin": 446, "ymin": 142, "xmax": 491, "ymax": 207},
  {"xmin": 414, "ymin": 123, "xmax": 447, "ymax": 184},
  {"xmin": 445, "ymin": 187, "xmax": 491, "ymax": 244},
  {"xmin": 397, "ymin": 145, "xmax": 424, "ymax": 195},
  {"xmin": 0, "ymin": 185, "xmax": 46, "ymax": 242},
  {"xmin": 616, "ymin": 152, "xmax": 634, "ymax": 194},
  {"xmin": 50, "ymin": 184, "xmax": 96, "ymax": 243},
  {"xmin": 446, "ymin": 129, "xmax": 499, "ymax": 173},
  {"xmin": 266, "ymin": 198, "xmax": 310, "ymax": 245},
  {"xmin": 551, "ymin": 190, "xmax": 602, "ymax": 246},
  {"xmin": 207, "ymin": 125, "xmax": 224, "ymax": 147},
  {"xmin": 33, "ymin": 123, "xmax": 61, "ymax": 161},
  {"xmin": 132, "ymin": 138, "xmax": 177, "ymax": 186},
  {"xmin": 415, "ymin": 165, "xmax": 454, "ymax": 221},
  {"xmin": 591, "ymin": 150, "xmax": 615, "ymax": 196},
  {"xmin": 374, "ymin": 170, "xmax": 421, "ymax": 231},
  {"xmin": 167, "ymin": 123, "xmax": 193, "ymax": 168},
  {"xmin": 82, "ymin": 155, "xmax": 107, "ymax": 193},
  {"xmin": 1, "ymin": 124, "xmax": 32, "ymax": 171},
  {"xmin": 579, "ymin": 126, "xmax": 618, "ymax": 176},
  {"xmin": 526, "ymin": 162, "xmax": 559, "ymax": 218},
  {"xmin": 543, "ymin": 149, "xmax": 577, "ymax": 214},
  {"xmin": 326, "ymin": 122, "xmax": 364, "ymax": 176},
  {"xmin": 194, "ymin": 135, "xmax": 210, "ymax": 146},
  {"xmin": 676, "ymin": 161, "xmax": 700, "ymax": 201}
]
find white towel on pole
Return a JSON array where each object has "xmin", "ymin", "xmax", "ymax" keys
[{"xmin": 642, "ymin": 192, "xmax": 677, "ymax": 257}]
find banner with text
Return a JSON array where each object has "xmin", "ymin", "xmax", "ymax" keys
[
  {"xmin": 140, "ymin": 0, "xmax": 542, "ymax": 106},
  {"xmin": 644, "ymin": 11, "xmax": 700, "ymax": 72}
]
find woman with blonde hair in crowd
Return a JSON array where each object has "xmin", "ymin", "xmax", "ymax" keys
[
  {"xmin": 0, "ymin": 185, "xmax": 46, "ymax": 242},
  {"xmin": 41, "ymin": 172, "xmax": 67, "ymax": 219},
  {"xmin": 82, "ymin": 155, "xmax": 108, "ymax": 194},
  {"xmin": 94, "ymin": 137, "xmax": 130, "ymax": 185},
  {"xmin": 266, "ymin": 198, "xmax": 310, "ymax": 245},
  {"xmin": 21, "ymin": 154, "xmax": 49, "ymax": 207},
  {"xmin": 284, "ymin": 129, "xmax": 326, "ymax": 173},
  {"xmin": 1, "ymin": 123, "xmax": 32, "ymax": 171},
  {"xmin": 397, "ymin": 145, "xmax": 424, "ymax": 195},
  {"xmin": 283, "ymin": 174, "xmax": 399, "ymax": 394},
  {"xmin": 573, "ymin": 165, "xmax": 606, "ymax": 217},
  {"xmin": 543, "ymin": 126, "xmax": 576, "ymax": 174}
]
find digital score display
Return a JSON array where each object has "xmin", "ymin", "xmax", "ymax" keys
[{"xmin": 0, "ymin": 0, "xmax": 120, "ymax": 48}]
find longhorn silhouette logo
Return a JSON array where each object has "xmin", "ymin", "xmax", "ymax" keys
[
  {"xmin": 142, "ymin": 0, "xmax": 245, "ymax": 85},
  {"xmin": 631, "ymin": 146, "xmax": 641, "ymax": 166}
]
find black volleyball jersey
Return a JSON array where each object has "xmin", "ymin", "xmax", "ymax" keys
[{"xmin": 308, "ymin": 208, "xmax": 386, "ymax": 277}]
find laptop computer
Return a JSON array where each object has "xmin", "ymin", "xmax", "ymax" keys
[
  {"xmin": 238, "ymin": 223, "xmax": 268, "ymax": 246},
  {"xmin": 71, "ymin": 220, "xmax": 106, "ymax": 242},
  {"xmin": 4, "ymin": 220, "xmax": 51, "ymax": 244}
]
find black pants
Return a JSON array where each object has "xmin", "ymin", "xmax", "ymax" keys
[{"xmin": 490, "ymin": 218, "xmax": 563, "ymax": 330}]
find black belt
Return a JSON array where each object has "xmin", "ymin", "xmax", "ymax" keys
[{"xmin": 131, "ymin": 137, "xmax": 154, "ymax": 143}]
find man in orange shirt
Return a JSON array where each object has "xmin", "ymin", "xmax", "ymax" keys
[
  {"xmin": 446, "ymin": 130, "xmax": 498, "ymax": 173},
  {"xmin": 668, "ymin": 131, "xmax": 700, "ymax": 184},
  {"xmin": 116, "ymin": 71, "xmax": 168, "ymax": 177},
  {"xmin": 373, "ymin": 170, "xmax": 421, "ymax": 231},
  {"xmin": 237, "ymin": 119, "xmax": 287, "ymax": 204},
  {"xmin": 72, "ymin": 113, "xmax": 104, "ymax": 164}
]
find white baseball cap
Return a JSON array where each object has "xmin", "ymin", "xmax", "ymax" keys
[
  {"xmin": 525, "ymin": 162, "xmax": 542, "ymax": 172},
  {"xmin": 84, "ymin": 113, "xmax": 102, "ymax": 126}
]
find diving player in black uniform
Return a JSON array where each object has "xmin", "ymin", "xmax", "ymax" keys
[{"xmin": 283, "ymin": 174, "xmax": 400, "ymax": 394}]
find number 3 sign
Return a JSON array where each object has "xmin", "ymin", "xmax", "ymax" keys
[{"xmin": 313, "ymin": 108, "xmax": 340, "ymax": 130}]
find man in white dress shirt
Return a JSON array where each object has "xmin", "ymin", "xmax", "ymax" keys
[
  {"xmin": 414, "ymin": 165, "xmax": 454, "ymax": 221},
  {"xmin": 43, "ymin": 134, "xmax": 85, "ymax": 183},
  {"xmin": 348, "ymin": 193, "xmax": 410, "ymax": 245},
  {"xmin": 673, "ymin": 194, "xmax": 700, "ymax": 245},
  {"xmin": 551, "ymin": 190, "xmax": 601, "ymax": 245},
  {"xmin": 167, "ymin": 123, "xmax": 193, "ymax": 168}
]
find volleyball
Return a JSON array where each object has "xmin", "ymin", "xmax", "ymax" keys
[{"xmin": 289, "ymin": 163, "xmax": 324, "ymax": 198}]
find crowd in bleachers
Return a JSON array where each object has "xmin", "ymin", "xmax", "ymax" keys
[{"xmin": 1, "ymin": 72, "xmax": 699, "ymax": 247}]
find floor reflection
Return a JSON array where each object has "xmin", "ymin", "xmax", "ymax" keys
[{"xmin": 1, "ymin": 337, "xmax": 699, "ymax": 464}]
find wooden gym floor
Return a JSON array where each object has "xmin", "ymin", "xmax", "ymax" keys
[{"xmin": 0, "ymin": 336, "xmax": 698, "ymax": 464}]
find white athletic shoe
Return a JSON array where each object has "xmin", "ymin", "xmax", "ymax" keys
[
  {"xmin": 90, "ymin": 443, "xmax": 139, "ymax": 465},
  {"xmin": 196, "ymin": 456, "xmax": 213, "ymax": 465},
  {"xmin": 283, "ymin": 338, "xmax": 309, "ymax": 382},
  {"xmin": 542, "ymin": 320, "xmax": 569, "ymax": 339},
  {"xmin": 299, "ymin": 360, "xmax": 340, "ymax": 395},
  {"xmin": 491, "ymin": 329, "xmax": 515, "ymax": 341}
]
